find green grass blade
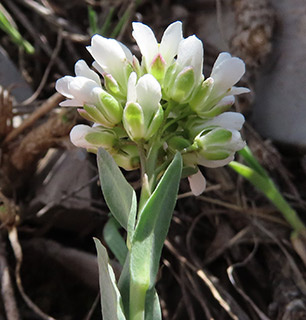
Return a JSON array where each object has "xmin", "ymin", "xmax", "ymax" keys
[
  {"xmin": 238, "ymin": 146, "xmax": 269, "ymax": 178},
  {"xmin": 0, "ymin": 8, "xmax": 34, "ymax": 54},
  {"xmin": 229, "ymin": 161, "xmax": 306, "ymax": 234}
]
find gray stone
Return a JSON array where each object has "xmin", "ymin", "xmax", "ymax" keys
[{"xmin": 0, "ymin": 46, "xmax": 33, "ymax": 102}]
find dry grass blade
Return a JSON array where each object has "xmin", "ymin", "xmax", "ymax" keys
[
  {"xmin": 0, "ymin": 232, "xmax": 21, "ymax": 320},
  {"xmin": 165, "ymin": 239, "xmax": 242, "ymax": 320},
  {"xmin": 226, "ymin": 241, "xmax": 271, "ymax": 320},
  {"xmin": 8, "ymin": 227, "xmax": 56, "ymax": 320},
  {"xmin": 3, "ymin": 92, "xmax": 63, "ymax": 144}
]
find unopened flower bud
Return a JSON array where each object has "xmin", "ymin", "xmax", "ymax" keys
[
  {"xmin": 70, "ymin": 124, "xmax": 118, "ymax": 152},
  {"xmin": 167, "ymin": 136, "xmax": 192, "ymax": 153},
  {"xmin": 194, "ymin": 127, "xmax": 245, "ymax": 166},
  {"xmin": 170, "ymin": 67, "xmax": 195, "ymax": 102},
  {"xmin": 112, "ymin": 144, "xmax": 140, "ymax": 171},
  {"xmin": 103, "ymin": 73, "xmax": 125, "ymax": 101},
  {"xmin": 150, "ymin": 53, "xmax": 166, "ymax": 83},
  {"xmin": 123, "ymin": 72, "xmax": 163, "ymax": 141}
]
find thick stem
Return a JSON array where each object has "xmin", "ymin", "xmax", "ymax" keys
[{"xmin": 129, "ymin": 281, "xmax": 148, "ymax": 320}]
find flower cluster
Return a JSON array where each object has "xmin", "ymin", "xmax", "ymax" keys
[{"xmin": 56, "ymin": 21, "xmax": 249, "ymax": 194}]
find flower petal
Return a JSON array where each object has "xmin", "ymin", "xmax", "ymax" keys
[
  {"xmin": 92, "ymin": 61, "xmax": 104, "ymax": 75},
  {"xmin": 198, "ymin": 154, "xmax": 235, "ymax": 168},
  {"xmin": 228, "ymin": 86, "xmax": 250, "ymax": 95},
  {"xmin": 188, "ymin": 170, "xmax": 206, "ymax": 196},
  {"xmin": 59, "ymin": 99, "xmax": 83, "ymax": 107},
  {"xmin": 132, "ymin": 22, "xmax": 158, "ymax": 69},
  {"xmin": 70, "ymin": 125, "xmax": 94, "ymax": 148},
  {"xmin": 229, "ymin": 130, "xmax": 246, "ymax": 150},
  {"xmin": 55, "ymin": 76, "xmax": 74, "ymax": 99},
  {"xmin": 88, "ymin": 35, "xmax": 132, "ymax": 84},
  {"xmin": 74, "ymin": 60, "xmax": 101, "ymax": 85},
  {"xmin": 177, "ymin": 35, "xmax": 204, "ymax": 83},
  {"xmin": 160, "ymin": 21, "xmax": 183, "ymax": 65},
  {"xmin": 214, "ymin": 95, "xmax": 235, "ymax": 108},
  {"xmin": 69, "ymin": 76, "xmax": 100, "ymax": 105},
  {"xmin": 212, "ymin": 52, "xmax": 231, "ymax": 68},
  {"xmin": 136, "ymin": 74, "xmax": 162, "ymax": 110},
  {"xmin": 204, "ymin": 112, "xmax": 245, "ymax": 131},
  {"xmin": 127, "ymin": 72, "xmax": 137, "ymax": 102},
  {"xmin": 211, "ymin": 54, "xmax": 245, "ymax": 95}
]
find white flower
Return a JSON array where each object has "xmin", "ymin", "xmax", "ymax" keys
[
  {"xmin": 176, "ymin": 35, "xmax": 204, "ymax": 84},
  {"xmin": 87, "ymin": 35, "xmax": 133, "ymax": 94},
  {"xmin": 132, "ymin": 21, "xmax": 183, "ymax": 72},
  {"xmin": 70, "ymin": 124, "xmax": 118, "ymax": 150},
  {"xmin": 189, "ymin": 53, "xmax": 249, "ymax": 116},
  {"xmin": 188, "ymin": 170, "xmax": 206, "ymax": 196},
  {"xmin": 56, "ymin": 59, "xmax": 102, "ymax": 107},
  {"xmin": 127, "ymin": 72, "xmax": 162, "ymax": 109},
  {"xmin": 123, "ymin": 72, "xmax": 163, "ymax": 141},
  {"xmin": 202, "ymin": 112, "xmax": 245, "ymax": 131},
  {"xmin": 210, "ymin": 52, "xmax": 250, "ymax": 98},
  {"xmin": 163, "ymin": 34, "xmax": 204, "ymax": 102},
  {"xmin": 70, "ymin": 124, "xmax": 95, "ymax": 149}
]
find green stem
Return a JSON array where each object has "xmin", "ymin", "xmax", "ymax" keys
[
  {"xmin": 146, "ymin": 100, "xmax": 177, "ymax": 188},
  {"xmin": 129, "ymin": 281, "xmax": 147, "ymax": 320}
]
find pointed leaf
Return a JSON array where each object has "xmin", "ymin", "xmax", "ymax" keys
[
  {"xmin": 97, "ymin": 148, "xmax": 136, "ymax": 229},
  {"xmin": 103, "ymin": 217, "xmax": 128, "ymax": 265},
  {"xmin": 130, "ymin": 153, "xmax": 182, "ymax": 289},
  {"xmin": 118, "ymin": 253, "xmax": 131, "ymax": 317},
  {"xmin": 94, "ymin": 238, "xmax": 126, "ymax": 320},
  {"xmin": 145, "ymin": 288, "xmax": 162, "ymax": 320}
]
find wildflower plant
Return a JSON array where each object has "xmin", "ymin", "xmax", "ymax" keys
[{"xmin": 56, "ymin": 21, "xmax": 249, "ymax": 320}]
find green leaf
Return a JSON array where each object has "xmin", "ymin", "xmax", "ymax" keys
[
  {"xmin": 145, "ymin": 288, "xmax": 162, "ymax": 320},
  {"xmin": 97, "ymin": 148, "xmax": 136, "ymax": 230},
  {"xmin": 129, "ymin": 153, "xmax": 182, "ymax": 318},
  {"xmin": 103, "ymin": 217, "xmax": 128, "ymax": 266},
  {"xmin": 118, "ymin": 253, "xmax": 131, "ymax": 317},
  {"xmin": 94, "ymin": 238, "xmax": 126, "ymax": 320},
  {"xmin": 127, "ymin": 191, "xmax": 137, "ymax": 249},
  {"xmin": 229, "ymin": 161, "xmax": 306, "ymax": 234}
]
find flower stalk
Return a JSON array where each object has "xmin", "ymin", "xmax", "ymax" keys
[{"xmin": 56, "ymin": 20, "xmax": 250, "ymax": 320}]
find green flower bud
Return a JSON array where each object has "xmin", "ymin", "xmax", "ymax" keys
[
  {"xmin": 163, "ymin": 63, "xmax": 178, "ymax": 98},
  {"xmin": 112, "ymin": 145, "xmax": 140, "ymax": 171},
  {"xmin": 167, "ymin": 136, "xmax": 192, "ymax": 153},
  {"xmin": 103, "ymin": 74, "xmax": 125, "ymax": 101},
  {"xmin": 85, "ymin": 129, "xmax": 118, "ymax": 149},
  {"xmin": 77, "ymin": 108, "xmax": 96, "ymax": 122},
  {"xmin": 189, "ymin": 77, "xmax": 214, "ymax": 110},
  {"xmin": 145, "ymin": 104, "xmax": 164, "ymax": 140},
  {"xmin": 170, "ymin": 67, "xmax": 195, "ymax": 102},
  {"xmin": 97, "ymin": 91, "xmax": 122, "ymax": 125},
  {"xmin": 194, "ymin": 127, "xmax": 244, "ymax": 161},
  {"xmin": 150, "ymin": 53, "xmax": 166, "ymax": 83},
  {"xmin": 123, "ymin": 102, "xmax": 145, "ymax": 141},
  {"xmin": 123, "ymin": 102, "xmax": 164, "ymax": 142},
  {"xmin": 70, "ymin": 124, "xmax": 119, "ymax": 153},
  {"xmin": 82, "ymin": 90, "xmax": 122, "ymax": 128},
  {"xmin": 123, "ymin": 73, "xmax": 164, "ymax": 142}
]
